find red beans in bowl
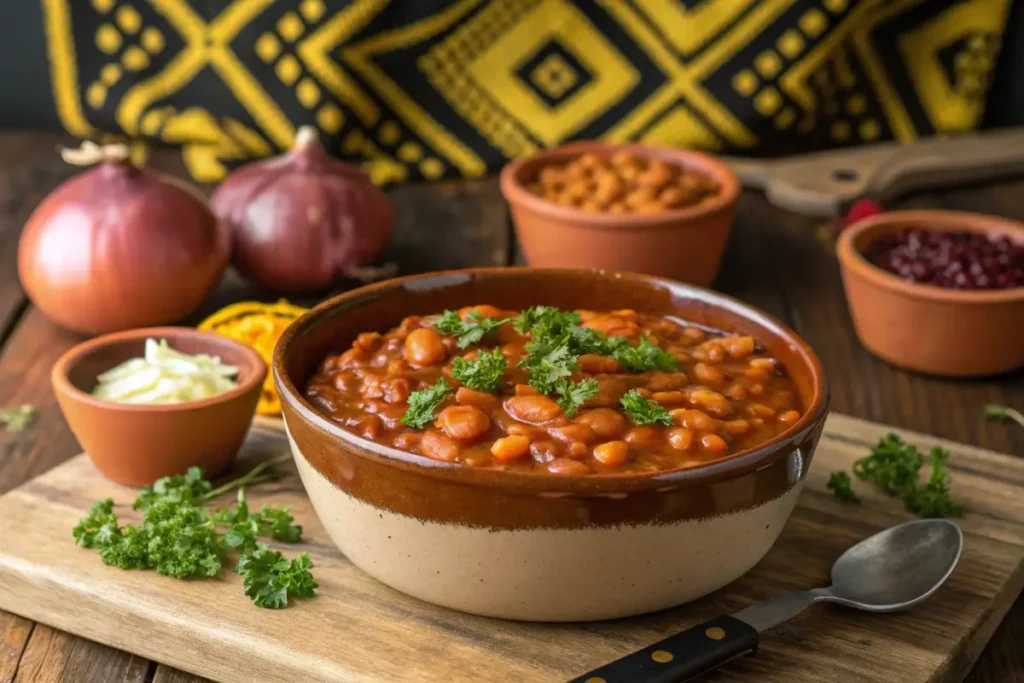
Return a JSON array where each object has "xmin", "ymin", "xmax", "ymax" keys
[{"xmin": 865, "ymin": 228, "xmax": 1024, "ymax": 290}]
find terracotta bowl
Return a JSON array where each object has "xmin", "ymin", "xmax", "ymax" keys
[
  {"xmin": 500, "ymin": 142, "xmax": 741, "ymax": 286},
  {"xmin": 274, "ymin": 268, "xmax": 829, "ymax": 622},
  {"xmin": 52, "ymin": 327, "xmax": 266, "ymax": 486},
  {"xmin": 837, "ymin": 210, "xmax": 1024, "ymax": 377}
]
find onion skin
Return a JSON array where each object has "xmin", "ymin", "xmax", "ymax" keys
[
  {"xmin": 210, "ymin": 127, "xmax": 394, "ymax": 293},
  {"xmin": 18, "ymin": 160, "xmax": 229, "ymax": 336}
]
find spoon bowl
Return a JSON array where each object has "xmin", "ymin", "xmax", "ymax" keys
[
  {"xmin": 572, "ymin": 518, "xmax": 964, "ymax": 683},
  {"xmin": 829, "ymin": 518, "xmax": 963, "ymax": 611}
]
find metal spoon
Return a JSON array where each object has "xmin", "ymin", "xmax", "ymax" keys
[{"xmin": 569, "ymin": 519, "xmax": 963, "ymax": 683}]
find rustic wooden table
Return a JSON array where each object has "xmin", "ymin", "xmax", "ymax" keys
[{"xmin": 0, "ymin": 130, "xmax": 1021, "ymax": 683}]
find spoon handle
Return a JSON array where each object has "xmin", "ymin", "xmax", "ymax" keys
[{"xmin": 566, "ymin": 615, "xmax": 758, "ymax": 683}]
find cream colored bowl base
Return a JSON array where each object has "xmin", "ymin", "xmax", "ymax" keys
[{"xmin": 290, "ymin": 435, "xmax": 801, "ymax": 622}]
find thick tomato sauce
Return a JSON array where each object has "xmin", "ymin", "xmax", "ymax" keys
[{"xmin": 305, "ymin": 306, "xmax": 804, "ymax": 475}]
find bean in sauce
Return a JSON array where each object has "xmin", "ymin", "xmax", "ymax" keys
[{"xmin": 305, "ymin": 306, "xmax": 805, "ymax": 475}]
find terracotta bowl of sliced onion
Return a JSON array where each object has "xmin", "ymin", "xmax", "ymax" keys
[{"xmin": 52, "ymin": 327, "xmax": 266, "ymax": 486}]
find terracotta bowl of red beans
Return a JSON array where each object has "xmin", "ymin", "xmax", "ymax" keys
[
  {"xmin": 838, "ymin": 209, "xmax": 1024, "ymax": 377},
  {"xmin": 500, "ymin": 142, "xmax": 741, "ymax": 286},
  {"xmin": 273, "ymin": 268, "xmax": 828, "ymax": 621}
]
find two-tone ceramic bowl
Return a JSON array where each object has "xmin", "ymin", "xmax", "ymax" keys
[{"xmin": 274, "ymin": 269, "xmax": 829, "ymax": 621}]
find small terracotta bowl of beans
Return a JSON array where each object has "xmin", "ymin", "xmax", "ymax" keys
[
  {"xmin": 500, "ymin": 142, "xmax": 741, "ymax": 286},
  {"xmin": 274, "ymin": 267, "xmax": 828, "ymax": 621},
  {"xmin": 838, "ymin": 209, "xmax": 1024, "ymax": 376}
]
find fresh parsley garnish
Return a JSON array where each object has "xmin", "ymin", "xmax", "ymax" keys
[
  {"xmin": 134, "ymin": 466, "xmax": 212, "ymax": 510},
  {"xmin": 73, "ymin": 456, "xmax": 314, "ymax": 607},
  {"xmin": 257, "ymin": 505, "xmax": 303, "ymax": 542},
  {"xmin": 620, "ymin": 390, "xmax": 673, "ymax": 426},
  {"xmin": 611, "ymin": 337, "xmax": 678, "ymax": 372},
  {"xmin": 452, "ymin": 349, "xmax": 507, "ymax": 393},
  {"xmin": 130, "ymin": 498, "xmax": 226, "ymax": 578},
  {"xmin": 853, "ymin": 433, "xmax": 923, "ymax": 496},
  {"xmin": 213, "ymin": 488, "xmax": 303, "ymax": 551},
  {"xmin": 401, "ymin": 377, "xmax": 453, "ymax": 428},
  {"xmin": 1, "ymin": 404, "xmax": 36, "ymax": 433},
  {"xmin": 237, "ymin": 545, "xmax": 318, "ymax": 609},
  {"xmin": 513, "ymin": 306, "xmax": 580, "ymax": 338},
  {"xmin": 73, "ymin": 498, "xmax": 120, "ymax": 549},
  {"xmin": 984, "ymin": 403, "xmax": 1024, "ymax": 429},
  {"xmin": 905, "ymin": 447, "xmax": 964, "ymax": 518},
  {"xmin": 514, "ymin": 307, "xmax": 682, "ymax": 404},
  {"xmin": 519, "ymin": 342, "xmax": 577, "ymax": 394},
  {"xmin": 826, "ymin": 471, "xmax": 860, "ymax": 503},
  {"xmin": 553, "ymin": 378, "xmax": 599, "ymax": 417},
  {"xmin": 828, "ymin": 433, "xmax": 963, "ymax": 518},
  {"xmin": 432, "ymin": 310, "xmax": 510, "ymax": 349}
]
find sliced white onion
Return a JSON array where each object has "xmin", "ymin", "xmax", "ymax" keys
[{"xmin": 92, "ymin": 338, "xmax": 239, "ymax": 405}]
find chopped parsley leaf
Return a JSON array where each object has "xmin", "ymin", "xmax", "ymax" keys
[
  {"xmin": 829, "ymin": 433, "xmax": 964, "ymax": 518},
  {"xmin": 620, "ymin": 389, "xmax": 673, "ymax": 426},
  {"xmin": 611, "ymin": 337, "xmax": 678, "ymax": 372},
  {"xmin": 401, "ymin": 377, "xmax": 453, "ymax": 429},
  {"xmin": 452, "ymin": 349, "xmax": 507, "ymax": 393},
  {"xmin": 518, "ymin": 342, "xmax": 577, "ymax": 395},
  {"xmin": 432, "ymin": 310, "xmax": 510, "ymax": 349},
  {"xmin": 826, "ymin": 471, "xmax": 860, "ymax": 503},
  {"xmin": 554, "ymin": 378, "xmax": 599, "ymax": 417}
]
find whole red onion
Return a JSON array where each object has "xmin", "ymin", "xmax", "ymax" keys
[
  {"xmin": 18, "ymin": 142, "xmax": 229, "ymax": 336},
  {"xmin": 211, "ymin": 126, "xmax": 395, "ymax": 293}
]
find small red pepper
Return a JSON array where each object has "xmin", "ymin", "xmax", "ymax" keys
[{"xmin": 841, "ymin": 199, "xmax": 884, "ymax": 229}]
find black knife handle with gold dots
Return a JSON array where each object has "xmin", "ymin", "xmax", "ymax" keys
[{"xmin": 567, "ymin": 616, "xmax": 759, "ymax": 683}]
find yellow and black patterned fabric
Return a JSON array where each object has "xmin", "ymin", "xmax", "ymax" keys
[{"xmin": 37, "ymin": 0, "xmax": 1015, "ymax": 184}]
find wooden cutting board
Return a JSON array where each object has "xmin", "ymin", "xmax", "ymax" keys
[{"xmin": 0, "ymin": 413, "xmax": 1022, "ymax": 683}]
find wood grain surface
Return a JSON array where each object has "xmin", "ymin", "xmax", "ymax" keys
[
  {"xmin": 0, "ymin": 415, "xmax": 1021, "ymax": 683},
  {"xmin": 0, "ymin": 129, "xmax": 1021, "ymax": 682}
]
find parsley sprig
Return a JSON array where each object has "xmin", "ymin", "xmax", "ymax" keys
[
  {"xmin": 611, "ymin": 337, "xmax": 678, "ymax": 373},
  {"xmin": 554, "ymin": 378, "xmax": 599, "ymax": 417},
  {"xmin": 826, "ymin": 471, "xmax": 860, "ymax": 503},
  {"xmin": 1, "ymin": 404, "xmax": 36, "ymax": 433},
  {"xmin": 620, "ymin": 390, "xmax": 673, "ymax": 426},
  {"xmin": 237, "ymin": 545, "xmax": 318, "ymax": 609},
  {"xmin": 401, "ymin": 377, "xmax": 453, "ymax": 428},
  {"xmin": 827, "ymin": 433, "xmax": 963, "ymax": 518},
  {"xmin": 452, "ymin": 349, "xmax": 507, "ymax": 393},
  {"xmin": 984, "ymin": 404, "xmax": 1024, "ymax": 429},
  {"xmin": 514, "ymin": 307, "xmax": 677, "ymax": 394},
  {"xmin": 73, "ymin": 457, "xmax": 316, "ymax": 608},
  {"xmin": 213, "ymin": 488, "xmax": 303, "ymax": 550},
  {"xmin": 432, "ymin": 310, "xmax": 510, "ymax": 349},
  {"xmin": 519, "ymin": 341, "xmax": 577, "ymax": 395}
]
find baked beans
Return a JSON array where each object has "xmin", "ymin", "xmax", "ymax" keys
[
  {"xmin": 306, "ymin": 307, "xmax": 804, "ymax": 475},
  {"xmin": 525, "ymin": 151, "xmax": 720, "ymax": 214}
]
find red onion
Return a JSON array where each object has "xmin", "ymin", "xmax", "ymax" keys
[
  {"xmin": 17, "ymin": 142, "xmax": 229, "ymax": 336},
  {"xmin": 210, "ymin": 126, "xmax": 395, "ymax": 293}
]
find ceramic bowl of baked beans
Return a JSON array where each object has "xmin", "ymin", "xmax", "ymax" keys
[
  {"xmin": 274, "ymin": 268, "xmax": 829, "ymax": 621},
  {"xmin": 500, "ymin": 142, "xmax": 741, "ymax": 286},
  {"xmin": 838, "ymin": 209, "xmax": 1024, "ymax": 376}
]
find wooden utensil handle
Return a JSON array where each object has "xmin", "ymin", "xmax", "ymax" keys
[{"xmin": 567, "ymin": 616, "xmax": 759, "ymax": 683}]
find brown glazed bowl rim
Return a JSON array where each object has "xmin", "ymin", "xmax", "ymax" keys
[
  {"xmin": 274, "ymin": 267, "xmax": 830, "ymax": 494},
  {"xmin": 837, "ymin": 209, "xmax": 1024, "ymax": 304},
  {"xmin": 52, "ymin": 326, "xmax": 267, "ymax": 413},
  {"xmin": 499, "ymin": 141, "xmax": 742, "ymax": 229}
]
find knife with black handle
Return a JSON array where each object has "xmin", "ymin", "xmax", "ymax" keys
[{"xmin": 567, "ymin": 589, "xmax": 828, "ymax": 682}]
